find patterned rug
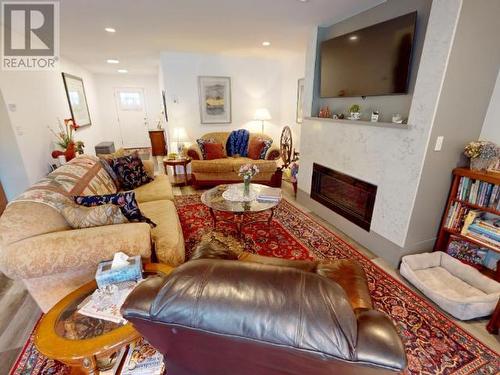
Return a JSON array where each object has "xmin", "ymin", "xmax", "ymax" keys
[{"xmin": 10, "ymin": 195, "xmax": 500, "ymax": 374}]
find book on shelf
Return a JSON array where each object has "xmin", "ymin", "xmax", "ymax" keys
[
  {"xmin": 455, "ymin": 176, "xmax": 499, "ymax": 210},
  {"xmin": 461, "ymin": 211, "xmax": 500, "ymax": 250},
  {"xmin": 446, "ymin": 237, "xmax": 489, "ymax": 267},
  {"xmin": 120, "ymin": 338, "xmax": 164, "ymax": 375},
  {"xmin": 445, "ymin": 202, "xmax": 470, "ymax": 231}
]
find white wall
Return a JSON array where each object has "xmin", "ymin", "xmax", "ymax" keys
[
  {"xmin": 0, "ymin": 58, "xmax": 104, "ymax": 188},
  {"xmin": 298, "ymin": 0, "xmax": 463, "ymax": 248},
  {"xmin": 480, "ymin": 70, "xmax": 500, "ymax": 143},
  {"xmin": 93, "ymin": 73, "xmax": 161, "ymax": 148},
  {"xmin": 160, "ymin": 52, "xmax": 304, "ymax": 152}
]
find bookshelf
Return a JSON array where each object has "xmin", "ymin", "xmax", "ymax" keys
[{"xmin": 434, "ymin": 168, "xmax": 500, "ymax": 281}]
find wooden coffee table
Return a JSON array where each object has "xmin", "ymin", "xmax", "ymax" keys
[{"xmin": 34, "ymin": 263, "xmax": 173, "ymax": 374}]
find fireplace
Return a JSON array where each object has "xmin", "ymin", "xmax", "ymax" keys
[{"xmin": 311, "ymin": 163, "xmax": 377, "ymax": 231}]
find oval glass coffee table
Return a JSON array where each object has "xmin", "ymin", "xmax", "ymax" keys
[
  {"xmin": 34, "ymin": 263, "xmax": 173, "ymax": 374},
  {"xmin": 201, "ymin": 183, "xmax": 281, "ymax": 238}
]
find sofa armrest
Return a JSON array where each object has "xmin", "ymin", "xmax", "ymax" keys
[
  {"xmin": 142, "ymin": 159, "xmax": 155, "ymax": 178},
  {"xmin": 187, "ymin": 145, "xmax": 202, "ymax": 160},
  {"xmin": 356, "ymin": 310, "xmax": 407, "ymax": 372},
  {"xmin": 266, "ymin": 145, "xmax": 280, "ymax": 160},
  {"xmin": 0, "ymin": 223, "xmax": 152, "ymax": 280},
  {"xmin": 121, "ymin": 274, "xmax": 169, "ymax": 320}
]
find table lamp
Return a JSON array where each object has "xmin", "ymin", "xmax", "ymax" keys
[
  {"xmin": 172, "ymin": 127, "xmax": 188, "ymax": 156},
  {"xmin": 254, "ymin": 108, "xmax": 271, "ymax": 133}
]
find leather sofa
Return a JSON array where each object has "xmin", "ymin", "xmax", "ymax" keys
[
  {"xmin": 0, "ymin": 154, "xmax": 185, "ymax": 312},
  {"xmin": 186, "ymin": 132, "xmax": 282, "ymax": 188},
  {"xmin": 122, "ymin": 244, "xmax": 407, "ymax": 374}
]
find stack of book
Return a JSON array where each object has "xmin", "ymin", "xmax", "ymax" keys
[
  {"xmin": 257, "ymin": 187, "xmax": 282, "ymax": 203},
  {"xmin": 447, "ymin": 237, "xmax": 500, "ymax": 270},
  {"xmin": 120, "ymin": 338, "xmax": 165, "ymax": 375},
  {"xmin": 445, "ymin": 202, "xmax": 470, "ymax": 231},
  {"xmin": 461, "ymin": 211, "xmax": 500, "ymax": 250},
  {"xmin": 456, "ymin": 177, "xmax": 500, "ymax": 209}
]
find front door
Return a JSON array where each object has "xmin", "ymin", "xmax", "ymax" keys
[{"xmin": 114, "ymin": 88, "xmax": 150, "ymax": 148}]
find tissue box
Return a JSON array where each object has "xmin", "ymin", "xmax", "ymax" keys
[{"xmin": 95, "ymin": 255, "xmax": 143, "ymax": 289}]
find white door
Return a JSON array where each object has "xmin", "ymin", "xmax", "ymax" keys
[{"xmin": 114, "ymin": 88, "xmax": 150, "ymax": 148}]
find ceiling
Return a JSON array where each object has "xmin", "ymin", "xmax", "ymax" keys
[{"xmin": 59, "ymin": 0, "xmax": 384, "ymax": 75}]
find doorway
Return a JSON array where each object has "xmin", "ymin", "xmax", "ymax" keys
[{"xmin": 114, "ymin": 88, "xmax": 150, "ymax": 148}]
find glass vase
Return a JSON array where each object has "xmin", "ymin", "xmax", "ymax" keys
[{"xmin": 243, "ymin": 176, "xmax": 251, "ymax": 196}]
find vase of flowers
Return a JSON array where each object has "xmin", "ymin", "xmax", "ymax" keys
[
  {"xmin": 49, "ymin": 118, "xmax": 84, "ymax": 162},
  {"xmin": 463, "ymin": 141, "xmax": 499, "ymax": 171},
  {"xmin": 239, "ymin": 164, "xmax": 259, "ymax": 196}
]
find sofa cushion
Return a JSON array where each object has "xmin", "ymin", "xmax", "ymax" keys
[
  {"xmin": 191, "ymin": 159, "xmax": 235, "ymax": 173},
  {"xmin": 139, "ymin": 200, "xmax": 185, "ymax": 266},
  {"xmin": 196, "ymin": 138, "xmax": 217, "ymax": 159},
  {"xmin": 111, "ymin": 153, "xmax": 153, "ymax": 190},
  {"xmin": 134, "ymin": 174, "xmax": 174, "ymax": 203},
  {"xmin": 248, "ymin": 138, "xmax": 265, "ymax": 160},
  {"xmin": 204, "ymin": 143, "xmax": 225, "ymax": 160},
  {"xmin": 62, "ymin": 203, "xmax": 128, "ymax": 228}
]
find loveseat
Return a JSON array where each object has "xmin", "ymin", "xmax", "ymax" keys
[
  {"xmin": 0, "ymin": 154, "xmax": 185, "ymax": 312},
  {"xmin": 187, "ymin": 132, "xmax": 282, "ymax": 188}
]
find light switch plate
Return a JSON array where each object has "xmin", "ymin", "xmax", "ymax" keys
[
  {"xmin": 434, "ymin": 136, "xmax": 444, "ymax": 151},
  {"xmin": 8, "ymin": 103, "xmax": 16, "ymax": 112}
]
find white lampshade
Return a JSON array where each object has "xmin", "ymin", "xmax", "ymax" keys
[
  {"xmin": 254, "ymin": 108, "xmax": 272, "ymax": 121},
  {"xmin": 172, "ymin": 127, "xmax": 188, "ymax": 142}
]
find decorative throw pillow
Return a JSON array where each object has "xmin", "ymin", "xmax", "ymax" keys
[
  {"xmin": 204, "ymin": 143, "xmax": 225, "ymax": 160},
  {"xmin": 62, "ymin": 203, "xmax": 128, "ymax": 229},
  {"xmin": 99, "ymin": 159, "xmax": 121, "ymax": 190},
  {"xmin": 111, "ymin": 152, "xmax": 152, "ymax": 190},
  {"xmin": 248, "ymin": 138, "xmax": 266, "ymax": 160},
  {"xmin": 196, "ymin": 138, "xmax": 216, "ymax": 159},
  {"xmin": 74, "ymin": 191, "xmax": 156, "ymax": 227},
  {"xmin": 259, "ymin": 139, "xmax": 273, "ymax": 160}
]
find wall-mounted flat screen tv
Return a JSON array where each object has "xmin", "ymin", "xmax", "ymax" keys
[{"xmin": 320, "ymin": 12, "xmax": 417, "ymax": 98}]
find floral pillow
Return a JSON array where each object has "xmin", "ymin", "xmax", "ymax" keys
[
  {"xmin": 111, "ymin": 152, "xmax": 152, "ymax": 190},
  {"xmin": 259, "ymin": 139, "xmax": 273, "ymax": 159},
  {"xmin": 74, "ymin": 191, "xmax": 156, "ymax": 227},
  {"xmin": 62, "ymin": 203, "xmax": 128, "ymax": 229},
  {"xmin": 196, "ymin": 138, "xmax": 216, "ymax": 159}
]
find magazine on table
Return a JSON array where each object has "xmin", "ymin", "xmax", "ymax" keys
[
  {"xmin": 120, "ymin": 338, "xmax": 165, "ymax": 375},
  {"xmin": 257, "ymin": 187, "xmax": 282, "ymax": 202}
]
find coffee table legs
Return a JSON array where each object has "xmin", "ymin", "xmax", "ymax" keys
[{"xmin": 209, "ymin": 208, "xmax": 275, "ymax": 238}]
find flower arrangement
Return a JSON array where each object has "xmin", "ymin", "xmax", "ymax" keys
[
  {"xmin": 49, "ymin": 118, "xmax": 84, "ymax": 161},
  {"xmin": 238, "ymin": 164, "xmax": 259, "ymax": 196},
  {"xmin": 289, "ymin": 162, "xmax": 299, "ymax": 183},
  {"xmin": 238, "ymin": 164, "xmax": 259, "ymax": 179},
  {"xmin": 463, "ymin": 141, "xmax": 499, "ymax": 171}
]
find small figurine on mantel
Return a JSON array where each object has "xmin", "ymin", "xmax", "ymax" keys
[{"xmin": 318, "ymin": 106, "xmax": 332, "ymax": 118}]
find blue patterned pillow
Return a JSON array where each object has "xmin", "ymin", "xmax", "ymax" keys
[
  {"xmin": 74, "ymin": 191, "xmax": 156, "ymax": 227},
  {"xmin": 259, "ymin": 139, "xmax": 273, "ymax": 159},
  {"xmin": 111, "ymin": 153, "xmax": 152, "ymax": 190},
  {"xmin": 196, "ymin": 138, "xmax": 216, "ymax": 159}
]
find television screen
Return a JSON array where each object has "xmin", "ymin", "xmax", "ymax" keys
[{"xmin": 320, "ymin": 12, "xmax": 417, "ymax": 98}]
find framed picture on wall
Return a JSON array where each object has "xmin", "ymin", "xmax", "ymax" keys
[
  {"xmin": 198, "ymin": 76, "xmax": 231, "ymax": 124},
  {"xmin": 62, "ymin": 73, "xmax": 91, "ymax": 127},
  {"xmin": 296, "ymin": 78, "xmax": 305, "ymax": 124}
]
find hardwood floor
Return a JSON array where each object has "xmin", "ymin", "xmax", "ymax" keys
[{"xmin": 0, "ymin": 180, "xmax": 497, "ymax": 373}]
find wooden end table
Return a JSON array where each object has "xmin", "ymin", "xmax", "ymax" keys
[
  {"xmin": 163, "ymin": 157, "xmax": 192, "ymax": 186},
  {"xmin": 34, "ymin": 263, "xmax": 173, "ymax": 374}
]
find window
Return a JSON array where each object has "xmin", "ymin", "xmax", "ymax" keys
[{"xmin": 118, "ymin": 91, "xmax": 143, "ymax": 111}]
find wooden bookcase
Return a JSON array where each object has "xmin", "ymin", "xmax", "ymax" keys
[{"xmin": 434, "ymin": 168, "xmax": 500, "ymax": 281}]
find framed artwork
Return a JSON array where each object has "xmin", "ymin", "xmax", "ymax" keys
[
  {"xmin": 296, "ymin": 78, "xmax": 305, "ymax": 124},
  {"xmin": 198, "ymin": 76, "xmax": 231, "ymax": 124},
  {"xmin": 61, "ymin": 73, "xmax": 91, "ymax": 127}
]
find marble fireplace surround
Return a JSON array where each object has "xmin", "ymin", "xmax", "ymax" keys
[{"xmin": 298, "ymin": 0, "xmax": 463, "ymax": 265}]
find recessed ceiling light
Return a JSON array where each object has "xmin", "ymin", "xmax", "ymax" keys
[
  {"xmin": 349, "ymin": 35, "xmax": 358, "ymax": 41},
  {"xmin": 118, "ymin": 69, "xmax": 128, "ymax": 73},
  {"xmin": 107, "ymin": 59, "xmax": 119, "ymax": 64},
  {"xmin": 298, "ymin": 0, "xmax": 309, "ymax": 2},
  {"xmin": 262, "ymin": 41, "xmax": 271, "ymax": 47},
  {"xmin": 105, "ymin": 27, "xmax": 116, "ymax": 33}
]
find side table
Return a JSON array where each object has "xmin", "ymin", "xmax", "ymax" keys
[{"xmin": 163, "ymin": 157, "xmax": 192, "ymax": 186}]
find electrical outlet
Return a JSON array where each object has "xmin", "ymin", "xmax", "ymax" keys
[
  {"xmin": 7, "ymin": 103, "xmax": 17, "ymax": 112},
  {"xmin": 434, "ymin": 136, "xmax": 444, "ymax": 151}
]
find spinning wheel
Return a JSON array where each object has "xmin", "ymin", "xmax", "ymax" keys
[{"xmin": 280, "ymin": 126, "xmax": 293, "ymax": 168}]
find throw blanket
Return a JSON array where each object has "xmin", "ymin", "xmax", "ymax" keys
[{"xmin": 226, "ymin": 129, "xmax": 249, "ymax": 157}]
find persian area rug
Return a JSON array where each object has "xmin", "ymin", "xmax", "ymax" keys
[
  {"xmin": 176, "ymin": 195, "xmax": 499, "ymax": 375},
  {"xmin": 10, "ymin": 195, "xmax": 499, "ymax": 375}
]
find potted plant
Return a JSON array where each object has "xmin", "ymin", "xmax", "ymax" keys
[
  {"xmin": 463, "ymin": 141, "xmax": 499, "ymax": 171},
  {"xmin": 348, "ymin": 104, "xmax": 361, "ymax": 120},
  {"xmin": 49, "ymin": 118, "xmax": 84, "ymax": 162}
]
